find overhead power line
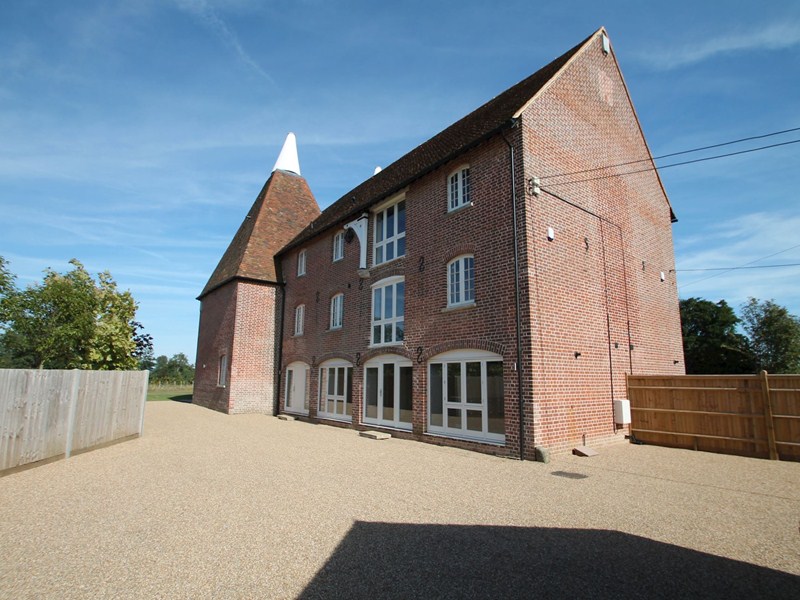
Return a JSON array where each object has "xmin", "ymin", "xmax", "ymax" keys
[
  {"xmin": 544, "ymin": 139, "xmax": 800, "ymax": 187},
  {"xmin": 678, "ymin": 242, "xmax": 800, "ymax": 289},
  {"xmin": 540, "ymin": 126, "xmax": 800, "ymax": 180},
  {"xmin": 675, "ymin": 263, "xmax": 800, "ymax": 272}
]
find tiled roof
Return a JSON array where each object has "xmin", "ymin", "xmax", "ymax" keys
[
  {"xmin": 199, "ymin": 169, "xmax": 320, "ymax": 298},
  {"xmin": 278, "ymin": 30, "xmax": 599, "ymax": 255}
]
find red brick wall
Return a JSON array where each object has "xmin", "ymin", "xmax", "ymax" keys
[
  {"xmin": 270, "ymin": 33, "xmax": 683, "ymax": 458},
  {"xmin": 193, "ymin": 283, "xmax": 236, "ymax": 413},
  {"xmin": 229, "ymin": 282, "xmax": 280, "ymax": 414},
  {"xmin": 519, "ymin": 33, "xmax": 684, "ymax": 454},
  {"xmin": 194, "ymin": 280, "xmax": 281, "ymax": 414}
]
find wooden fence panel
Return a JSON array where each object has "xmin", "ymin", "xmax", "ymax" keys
[
  {"xmin": 627, "ymin": 372, "xmax": 799, "ymax": 461},
  {"xmin": 0, "ymin": 369, "xmax": 148, "ymax": 474},
  {"xmin": 767, "ymin": 375, "xmax": 800, "ymax": 461}
]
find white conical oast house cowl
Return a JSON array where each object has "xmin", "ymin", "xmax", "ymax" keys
[{"xmin": 272, "ymin": 132, "xmax": 301, "ymax": 176}]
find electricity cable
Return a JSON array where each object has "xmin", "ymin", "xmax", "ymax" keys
[
  {"xmin": 545, "ymin": 139, "xmax": 800, "ymax": 187},
  {"xmin": 540, "ymin": 126, "xmax": 800, "ymax": 180}
]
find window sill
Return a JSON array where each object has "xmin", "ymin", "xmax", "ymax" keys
[
  {"xmin": 317, "ymin": 414, "xmax": 353, "ymax": 424},
  {"xmin": 368, "ymin": 341, "xmax": 404, "ymax": 349},
  {"xmin": 372, "ymin": 254, "xmax": 405, "ymax": 269},
  {"xmin": 425, "ymin": 429, "xmax": 505, "ymax": 446},
  {"xmin": 441, "ymin": 302, "xmax": 476, "ymax": 313},
  {"xmin": 362, "ymin": 419, "xmax": 413, "ymax": 432},
  {"xmin": 447, "ymin": 202, "xmax": 472, "ymax": 215},
  {"xmin": 326, "ymin": 326, "xmax": 343, "ymax": 333}
]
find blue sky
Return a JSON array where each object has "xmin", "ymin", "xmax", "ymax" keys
[{"xmin": 2, "ymin": 0, "xmax": 799, "ymax": 360}]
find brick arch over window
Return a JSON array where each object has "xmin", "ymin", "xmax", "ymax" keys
[
  {"xmin": 282, "ymin": 353, "xmax": 314, "ymax": 369},
  {"xmin": 315, "ymin": 351, "xmax": 356, "ymax": 366},
  {"xmin": 370, "ymin": 262, "xmax": 405, "ymax": 281},
  {"xmin": 360, "ymin": 346, "xmax": 414, "ymax": 364},
  {"xmin": 444, "ymin": 244, "xmax": 476, "ymax": 265},
  {"xmin": 422, "ymin": 340, "xmax": 506, "ymax": 362}
]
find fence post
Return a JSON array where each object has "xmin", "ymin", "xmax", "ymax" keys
[
  {"xmin": 64, "ymin": 370, "xmax": 81, "ymax": 459},
  {"xmin": 760, "ymin": 370, "xmax": 778, "ymax": 460}
]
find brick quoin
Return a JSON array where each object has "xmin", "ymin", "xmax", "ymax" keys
[{"xmin": 195, "ymin": 28, "xmax": 684, "ymax": 459}]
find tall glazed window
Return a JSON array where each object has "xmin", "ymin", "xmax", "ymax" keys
[
  {"xmin": 371, "ymin": 277, "xmax": 404, "ymax": 346},
  {"xmin": 428, "ymin": 350, "xmax": 504, "ymax": 443},
  {"xmin": 373, "ymin": 199, "xmax": 406, "ymax": 265}
]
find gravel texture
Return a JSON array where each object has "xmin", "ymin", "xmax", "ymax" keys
[{"xmin": 1, "ymin": 401, "xmax": 798, "ymax": 599}]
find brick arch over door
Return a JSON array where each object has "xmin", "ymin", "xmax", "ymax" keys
[
  {"xmin": 282, "ymin": 353, "xmax": 314, "ymax": 369},
  {"xmin": 314, "ymin": 351, "xmax": 356, "ymax": 367},
  {"xmin": 422, "ymin": 340, "xmax": 507, "ymax": 362},
  {"xmin": 360, "ymin": 346, "xmax": 414, "ymax": 364}
]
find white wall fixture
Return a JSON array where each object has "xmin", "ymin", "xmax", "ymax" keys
[{"xmin": 547, "ymin": 227, "xmax": 555, "ymax": 241}]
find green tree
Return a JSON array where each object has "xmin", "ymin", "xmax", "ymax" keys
[
  {"xmin": 0, "ymin": 257, "xmax": 151, "ymax": 370},
  {"xmin": 740, "ymin": 298, "xmax": 800, "ymax": 374},
  {"xmin": 132, "ymin": 321, "xmax": 155, "ymax": 370},
  {"xmin": 680, "ymin": 297, "xmax": 753, "ymax": 374},
  {"xmin": 150, "ymin": 353, "xmax": 195, "ymax": 384}
]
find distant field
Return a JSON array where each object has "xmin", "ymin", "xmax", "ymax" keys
[{"xmin": 147, "ymin": 384, "xmax": 193, "ymax": 403}]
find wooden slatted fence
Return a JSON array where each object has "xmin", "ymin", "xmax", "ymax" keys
[
  {"xmin": 0, "ymin": 369, "xmax": 149, "ymax": 474},
  {"xmin": 626, "ymin": 371, "xmax": 800, "ymax": 461}
]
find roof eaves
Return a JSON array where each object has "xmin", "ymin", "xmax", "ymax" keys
[{"xmin": 197, "ymin": 274, "xmax": 281, "ymax": 301}]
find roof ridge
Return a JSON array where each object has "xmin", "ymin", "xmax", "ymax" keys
[{"xmin": 277, "ymin": 28, "xmax": 599, "ymax": 256}]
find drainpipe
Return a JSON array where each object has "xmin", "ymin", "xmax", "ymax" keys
[
  {"xmin": 501, "ymin": 121, "xmax": 528, "ymax": 461},
  {"xmin": 274, "ymin": 282, "xmax": 286, "ymax": 416}
]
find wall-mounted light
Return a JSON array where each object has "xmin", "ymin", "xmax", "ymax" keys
[
  {"xmin": 660, "ymin": 271, "xmax": 666, "ymax": 282},
  {"xmin": 574, "ymin": 351, "xmax": 582, "ymax": 359},
  {"xmin": 547, "ymin": 227, "xmax": 555, "ymax": 241}
]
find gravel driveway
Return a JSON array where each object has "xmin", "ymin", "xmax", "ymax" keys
[{"xmin": 1, "ymin": 401, "xmax": 798, "ymax": 599}]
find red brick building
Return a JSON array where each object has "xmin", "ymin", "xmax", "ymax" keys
[{"xmin": 194, "ymin": 29, "xmax": 684, "ymax": 458}]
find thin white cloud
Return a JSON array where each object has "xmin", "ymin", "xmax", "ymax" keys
[
  {"xmin": 641, "ymin": 22, "xmax": 800, "ymax": 70},
  {"xmin": 173, "ymin": 0, "xmax": 275, "ymax": 85},
  {"xmin": 675, "ymin": 212, "xmax": 800, "ymax": 315}
]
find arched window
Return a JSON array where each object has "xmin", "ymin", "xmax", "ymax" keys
[
  {"xmin": 294, "ymin": 304, "xmax": 305, "ymax": 336},
  {"xmin": 371, "ymin": 276, "xmax": 404, "ymax": 345},
  {"xmin": 330, "ymin": 293, "xmax": 344, "ymax": 330},
  {"xmin": 333, "ymin": 231, "xmax": 345, "ymax": 262},
  {"xmin": 448, "ymin": 165, "xmax": 471, "ymax": 211},
  {"xmin": 447, "ymin": 255, "xmax": 475, "ymax": 307},
  {"xmin": 428, "ymin": 349, "xmax": 504, "ymax": 443}
]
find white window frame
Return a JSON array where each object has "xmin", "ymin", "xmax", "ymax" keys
[
  {"xmin": 427, "ymin": 349, "xmax": 504, "ymax": 444},
  {"xmin": 448, "ymin": 255, "xmax": 475, "ymax": 307},
  {"xmin": 318, "ymin": 359, "xmax": 353, "ymax": 422},
  {"xmin": 217, "ymin": 354, "xmax": 228, "ymax": 387},
  {"xmin": 370, "ymin": 276, "xmax": 404, "ymax": 346},
  {"xmin": 297, "ymin": 249, "xmax": 307, "ymax": 276},
  {"xmin": 333, "ymin": 231, "xmax": 345, "ymax": 262},
  {"xmin": 448, "ymin": 165, "xmax": 471, "ymax": 211},
  {"xmin": 294, "ymin": 304, "xmax": 305, "ymax": 336},
  {"xmin": 363, "ymin": 355, "xmax": 414, "ymax": 431},
  {"xmin": 373, "ymin": 196, "xmax": 406, "ymax": 266},
  {"xmin": 330, "ymin": 293, "xmax": 344, "ymax": 330},
  {"xmin": 284, "ymin": 361, "xmax": 310, "ymax": 415}
]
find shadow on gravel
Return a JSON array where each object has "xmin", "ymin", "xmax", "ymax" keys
[{"xmin": 299, "ymin": 522, "xmax": 799, "ymax": 599}]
